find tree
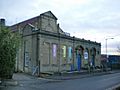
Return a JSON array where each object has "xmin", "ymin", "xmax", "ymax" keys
[
  {"xmin": 117, "ymin": 46, "xmax": 120, "ymax": 53},
  {"xmin": 0, "ymin": 27, "xmax": 20, "ymax": 79}
]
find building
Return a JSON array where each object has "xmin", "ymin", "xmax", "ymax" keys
[
  {"xmin": 0, "ymin": 18, "xmax": 6, "ymax": 30},
  {"xmin": 101, "ymin": 54, "xmax": 120, "ymax": 70},
  {"xmin": 108, "ymin": 55, "xmax": 120, "ymax": 69},
  {"xmin": 2, "ymin": 11, "xmax": 101, "ymax": 75}
]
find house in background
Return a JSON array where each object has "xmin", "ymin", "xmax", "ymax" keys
[
  {"xmin": 0, "ymin": 11, "xmax": 101, "ymax": 75},
  {"xmin": 101, "ymin": 54, "xmax": 120, "ymax": 70},
  {"xmin": 108, "ymin": 55, "xmax": 120, "ymax": 69}
]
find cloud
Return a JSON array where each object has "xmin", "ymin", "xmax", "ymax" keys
[{"xmin": 1, "ymin": 0, "xmax": 120, "ymax": 54}]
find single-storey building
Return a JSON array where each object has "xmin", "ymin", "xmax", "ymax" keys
[{"xmin": 1, "ymin": 11, "xmax": 101, "ymax": 75}]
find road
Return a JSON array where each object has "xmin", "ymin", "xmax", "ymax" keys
[{"xmin": 0, "ymin": 72, "xmax": 120, "ymax": 90}]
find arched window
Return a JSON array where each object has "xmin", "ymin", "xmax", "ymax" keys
[{"xmin": 75, "ymin": 45, "xmax": 84, "ymax": 55}]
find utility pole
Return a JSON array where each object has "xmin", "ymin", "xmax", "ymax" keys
[{"xmin": 105, "ymin": 38, "xmax": 114, "ymax": 71}]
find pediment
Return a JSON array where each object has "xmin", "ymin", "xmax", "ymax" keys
[
  {"xmin": 40, "ymin": 11, "xmax": 58, "ymax": 20},
  {"xmin": 22, "ymin": 23, "xmax": 36, "ymax": 35}
]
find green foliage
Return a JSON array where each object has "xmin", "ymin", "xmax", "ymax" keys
[{"xmin": 0, "ymin": 27, "xmax": 20, "ymax": 79}]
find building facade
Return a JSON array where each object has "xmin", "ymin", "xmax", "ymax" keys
[
  {"xmin": 8, "ymin": 11, "xmax": 101, "ymax": 75},
  {"xmin": 101, "ymin": 54, "xmax": 120, "ymax": 69}
]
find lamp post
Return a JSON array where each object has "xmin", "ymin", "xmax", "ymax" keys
[
  {"xmin": 105, "ymin": 38, "xmax": 114, "ymax": 71},
  {"xmin": 105, "ymin": 38, "xmax": 114, "ymax": 60}
]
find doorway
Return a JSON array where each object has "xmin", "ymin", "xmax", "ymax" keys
[
  {"xmin": 77, "ymin": 54, "xmax": 81, "ymax": 71},
  {"xmin": 92, "ymin": 55, "xmax": 95, "ymax": 66}
]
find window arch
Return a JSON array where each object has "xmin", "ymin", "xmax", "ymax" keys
[{"xmin": 75, "ymin": 45, "xmax": 84, "ymax": 55}]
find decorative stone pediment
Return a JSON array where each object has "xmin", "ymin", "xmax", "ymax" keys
[
  {"xmin": 23, "ymin": 23, "xmax": 37, "ymax": 36},
  {"xmin": 40, "ymin": 11, "xmax": 58, "ymax": 33},
  {"xmin": 41, "ymin": 11, "xmax": 57, "ymax": 20}
]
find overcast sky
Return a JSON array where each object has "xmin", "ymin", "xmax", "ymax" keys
[{"xmin": 1, "ymin": 0, "xmax": 120, "ymax": 55}]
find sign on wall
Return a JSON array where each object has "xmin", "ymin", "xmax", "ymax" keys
[
  {"xmin": 53, "ymin": 44, "xmax": 57, "ymax": 57},
  {"xmin": 84, "ymin": 52, "xmax": 88, "ymax": 60}
]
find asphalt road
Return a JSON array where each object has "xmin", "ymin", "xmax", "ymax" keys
[{"xmin": 0, "ymin": 72, "xmax": 120, "ymax": 90}]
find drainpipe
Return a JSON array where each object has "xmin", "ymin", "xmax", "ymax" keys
[
  {"xmin": 36, "ymin": 32, "xmax": 40, "ymax": 76},
  {"xmin": 88, "ymin": 41, "xmax": 91, "ymax": 73},
  {"xmin": 38, "ymin": 16, "xmax": 41, "ymax": 76},
  {"xmin": 57, "ymin": 24, "xmax": 61, "ymax": 75},
  {"xmin": 23, "ymin": 41, "xmax": 26, "ymax": 72},
  {"xmin": 72, "ymin": 36, "xmax": 75, "ymax": 71}
]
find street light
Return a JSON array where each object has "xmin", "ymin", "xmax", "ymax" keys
[
  {"xmin": 105, "ymin": 38, "xmax": 114, "ymax": 61},
  {"xmin": 105, "ymin": 38, "xmax": 114, "ymax": 71}
]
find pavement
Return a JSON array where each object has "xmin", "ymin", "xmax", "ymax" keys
[
  {"xmin": 43, "ymin": 70, "xmax": 119, "ymax": 80},
  {"xmin": 0, "ymin": 69, "xmax": 120, "ymax": 87},
  {"xmin": 0, "ymin": 73, "xmax": 49, "ymax": 87}
]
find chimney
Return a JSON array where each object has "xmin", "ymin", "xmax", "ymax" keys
[{"xmin": 0, "ymin": 18, "xmax": 5, "ymax": 26}]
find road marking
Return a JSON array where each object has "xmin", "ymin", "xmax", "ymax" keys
[
  {"xmin": 106, "ymin": 83, "xmax": 120, "ymax": 90},
  {"xmin": 101, "ymin": 75, "xmax": 120, "ymax": 81}
]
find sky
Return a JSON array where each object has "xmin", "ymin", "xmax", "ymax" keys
[{"xmin": 1, "ymin": 0, "xmax": 120, "ymax": 55}]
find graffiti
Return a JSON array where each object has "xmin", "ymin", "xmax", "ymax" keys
[{"xmin": 32, "ymin": 66, "xmax": 38, "ymax": 75}]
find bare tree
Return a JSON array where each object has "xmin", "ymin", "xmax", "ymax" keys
[{"xmin": 117, "ymin": 45, "xmax": 120, "ymax": 53}]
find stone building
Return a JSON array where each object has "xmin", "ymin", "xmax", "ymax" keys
[{"xmin": 8, "ymin": 11, "xmax": 101, "ymax": 75}]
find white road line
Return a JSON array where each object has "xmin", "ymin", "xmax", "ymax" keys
[{"xmin": 101, "ymin": 74, "xmax": 120, "ymax": 81}]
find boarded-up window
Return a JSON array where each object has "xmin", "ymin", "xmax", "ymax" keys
[
  {"xmin": 68, "ymin": 47, "xmax": 72, "ymax": 63},
  {"xmin": 25, "ymin": 52, "xmax": 29, "ymax": 67},
  {"xmin": 68, "ymin": 47, "xmax": 72, "ymax": 58},
  {"xmin": 53, "ymin": 44, "xmax": 57, "ymax": 57},
  {"xmin": 62, "ymin": 45, "xmax": 67, "ymax": 64},
  {"xmin": 42, "ymin": 42, "xmax": 50, "ymax": 65},
  {"xmin": 52, "ymin": 44, "xmax": 57, "ymax": 64},
  {"xmin": 63, "ymin": 46, "xmax": 66, "ymax": 57},
  {"xmin": 24, "ymin": 40, "xmax": 31, "ymax": 67}
]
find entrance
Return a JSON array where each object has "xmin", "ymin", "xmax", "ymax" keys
[
  {"xmin": 92, "ymin": 55, "xmax": 95, "ymax": 66},
  {"xmin": 77, "ymin": 54, "xmax": 81, "ymax": 71}
]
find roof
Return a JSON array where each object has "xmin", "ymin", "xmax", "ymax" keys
[{"xmin": 10, "ymin": 11, "xmax": 58, "ymax": 31}]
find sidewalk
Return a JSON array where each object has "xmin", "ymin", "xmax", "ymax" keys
[
  {"xmin": 0, "ymin": 73, "xmax": 49, "ymax": 87},
  {"xmin": 0, "ymin": 69, "xmax": 120, "ymax": 87},
  {"xmin": 43, "ymin": 69, "xmax": 120, "ymax": 80}
]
